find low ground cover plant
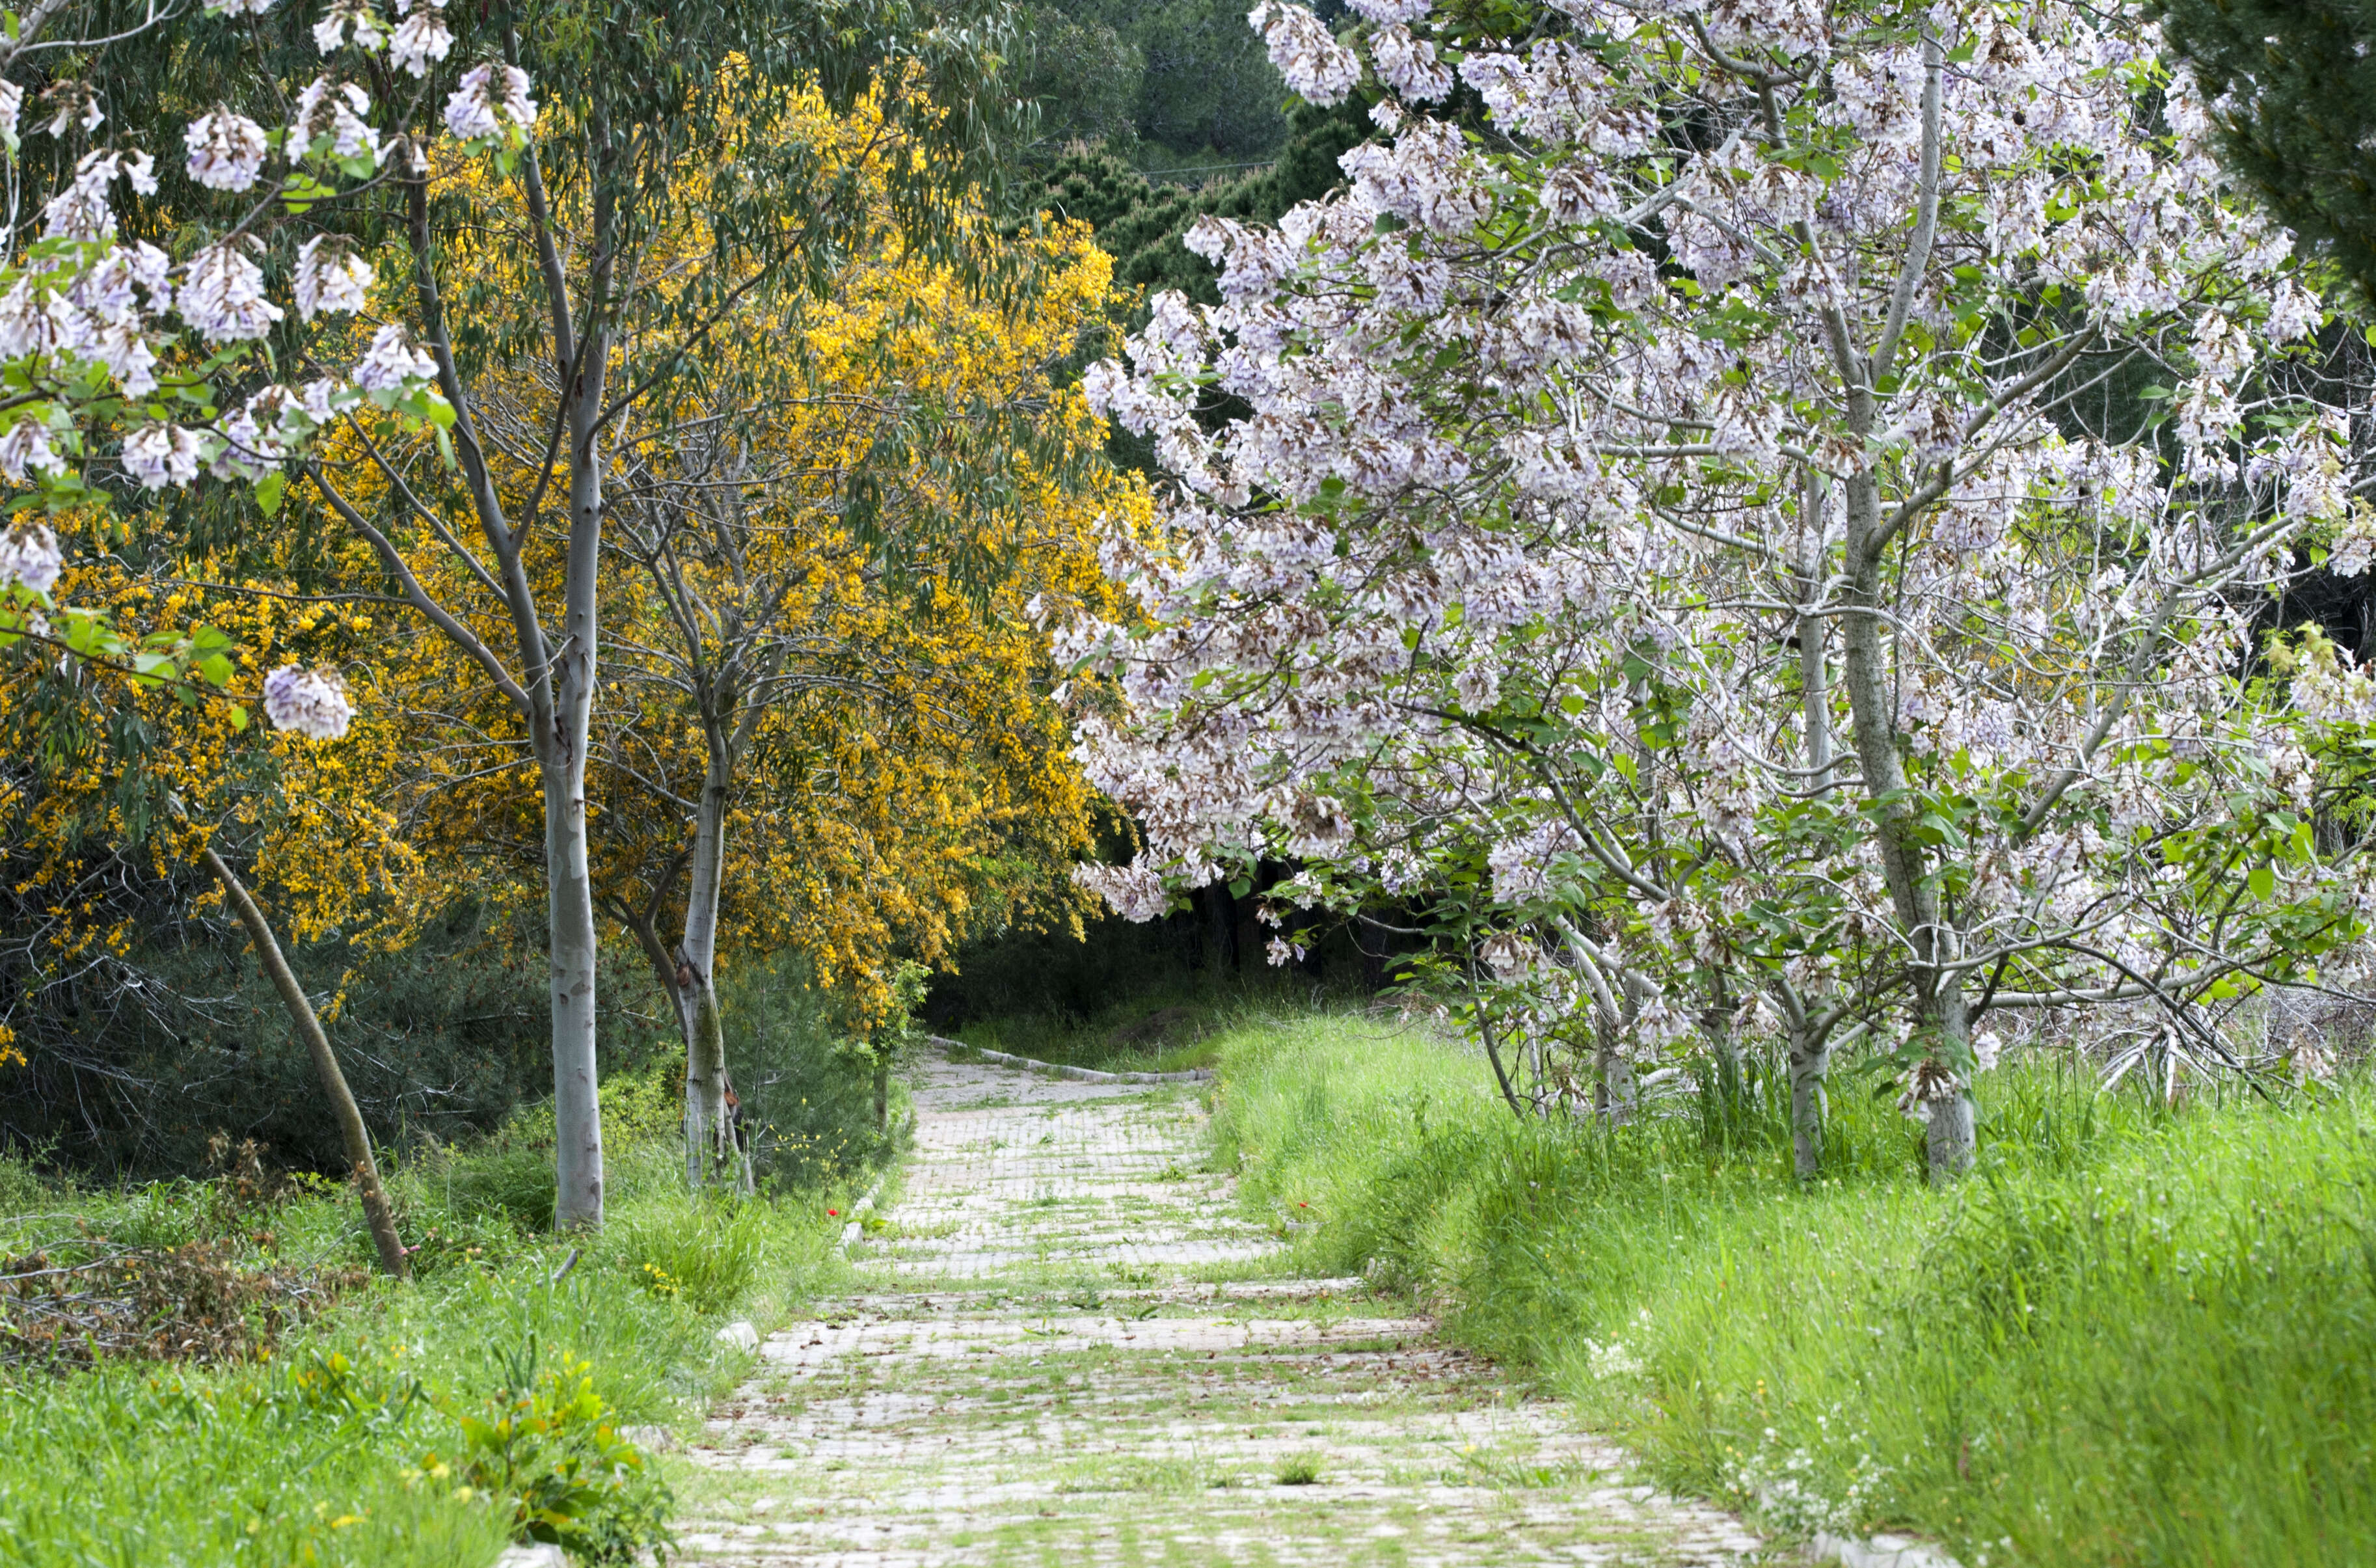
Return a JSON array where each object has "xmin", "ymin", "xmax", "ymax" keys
[
  {"xmin": 1213, "ymin": 1013, "xmax": 2376, "ymax": 1566},
  {"xmin": 0, "ymin": 1108, "xmax": 852, "ymax": 1566}
]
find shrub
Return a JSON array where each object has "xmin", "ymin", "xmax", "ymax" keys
[
  {"xmin": 425, "ymin": 1340, "xmax": 672, "ymax": 1565},
  {"xmin": 720, "ymin": 956, "xmax": 896, "ymax": 1191}
]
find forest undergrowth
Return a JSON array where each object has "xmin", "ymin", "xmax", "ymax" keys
[
  {"xmin": 1211, "ymin": 1012, "xmax": 2376, "ymax": 1568},
  {"xmin": 0, "ymin": 1070, "xmax": 871, "ymax": 1567}
]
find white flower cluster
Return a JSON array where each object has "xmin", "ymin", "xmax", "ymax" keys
[
  {"xmin": 1248, "ymin": 2, "xmax": 1362, "ymax": 105},
  {"xmin": 444, "ymin": 62, "xmax": 536, "ymax": 142},
  {"xmin": 391, "ymin": 0, "xmax": 456, "ymax": 77},
  {"xmin": 262, "ymin": 664, "xmax": 355, "ymax": 740},
  {"xmin": 186, "ymin": 107, "xmax": 270, "ymax": 191},
  {"xmin": 294, "ymin": 235, "xmax": 375, "ymax": 321},
  {"xmin": 0, "ymin": 523, "xmax": 62, "ymax": 594},
  {"xmin": 0, "ymin": 0, "xmax": 532, "ymax": 524},
  {"xmin": 289, "ymin": 75, "xmax": 381, "ymax": 165}
]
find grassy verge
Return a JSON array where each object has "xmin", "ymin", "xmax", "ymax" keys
[
  {"xmin": 0, "ymin": 1102, "xmax": 859, "ymax": 1566},
  {"xmin": 1209, "ymin": 1012, "xmax": 2376, "ymax": 1567}
]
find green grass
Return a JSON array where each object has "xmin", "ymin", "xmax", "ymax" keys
[
  {"xmin": 1210, "ymin": 1012, "xmax": 2376, "ymax": 1567},
  {"xmin": 0, "ymin": 1111, "xmax": 857, "ymax": 1566},
  {"xmin": 941, "ymin": 979, "xmax": 1368, "ymax": 1077}
]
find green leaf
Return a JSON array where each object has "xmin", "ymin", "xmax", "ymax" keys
[
  {"xmin": 254, "ymin": 470, "xmax": 286, "ymax": 517},
  {"xmin": 2248, "ymin": 865, "xmax": 2276, "ymax": 900}
]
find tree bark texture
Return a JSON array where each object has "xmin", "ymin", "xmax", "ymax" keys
[{"xmin": 202, "ymin": 849, "xmax": 409, "ymax": 1278}]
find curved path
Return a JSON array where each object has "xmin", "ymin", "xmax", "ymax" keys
[{"xmin": 673, "ymin": 1051, "xmax": 1768, "ymax": 1566}]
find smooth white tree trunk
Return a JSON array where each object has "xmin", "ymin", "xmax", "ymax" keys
[{"xmin": 545, "ymin": 297, "xmax": 612, "ymax": 1230}]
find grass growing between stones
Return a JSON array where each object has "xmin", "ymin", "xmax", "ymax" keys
[
  {"xmin": 0, "ymin": 1128, "xmax": 856, "ymax": 1567},
  {"xmin": 1211, "ymin": 1013, "xmax": 2376, "ymax": 1567}
]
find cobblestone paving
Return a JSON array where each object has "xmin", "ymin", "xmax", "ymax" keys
[{"xmin": 673, "ymin": 1052, "xmax": 1768, "ymax": 1566}]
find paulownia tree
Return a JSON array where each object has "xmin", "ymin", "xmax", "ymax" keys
[
  {"xmin": 1063, "ymin": 0, "xmax": 2376, "ymax": 1180},
  {"xmin": 0, "ymin": 0, "xmax": 537, "ymax": 1252}
]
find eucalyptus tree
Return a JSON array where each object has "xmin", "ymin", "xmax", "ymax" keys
[
  {"xmin": 1064, "ymin": 0, "xmax": 2376, "ymax": 1180},
  {"xmin": 591, "ymin": 170, "xmax": 1137, "ymax": 1188}
]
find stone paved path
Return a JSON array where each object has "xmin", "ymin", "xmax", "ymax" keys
[{"xmin": 673, "ymin": 1051, "xmax": 1768, "ymax": 1566}]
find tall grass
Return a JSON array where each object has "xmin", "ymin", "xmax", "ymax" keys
[{"xmin": 1213, "ymin": 1014, "xmax": 2376, "ymax": 1566}]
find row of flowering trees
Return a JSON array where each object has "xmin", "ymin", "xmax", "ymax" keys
[{"xmin": 1065, "ymin": 0, "xmax": 2376, "ymax": 1179}]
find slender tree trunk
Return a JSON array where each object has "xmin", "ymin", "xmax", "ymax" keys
[
  {"xmin": 544, "ymin": 295, "xmax": 614, "ymax": 1229},
  {"xmin": 544, "ymin": 753, "xmax": 606, "ymax": 1228},
  {"xmin": 873, "ymin": 1057, "xmax": 890, "ymax": 1132},
  {"xmin": 672, "ymin": 734, "xmax": 751, "ymax": 1192},
  {"xmin": 1924, "ymin": 987, "xmax": 1978, "ymax": 1176},
  {"xmin": 201, "ymin": 849, "xmax": 408, "ymax": 1278},
  {"xmin": 678, "ymin": 764, "xmax": 730, "ymax": 1190},
  {"xmin": 1787, "ymin": 1023, "xmax": 1829, "ymax": 1182},
  {"xmin": 1788, "ymin": 522, "xmax": 1835, "ymax": 1183}
]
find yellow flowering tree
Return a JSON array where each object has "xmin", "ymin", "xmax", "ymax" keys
[{"xmin": 584, "ymin": 90, "xmax": 1148, "ymax": 1185}]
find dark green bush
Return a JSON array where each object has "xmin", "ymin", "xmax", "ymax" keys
[
  {"xmin": 2, "ymin": 901, "xmax": 677, "ymax": 1182},
  {"xmin": 720, "ymin": 955, "xmax": 899, "ymax": 1191}
]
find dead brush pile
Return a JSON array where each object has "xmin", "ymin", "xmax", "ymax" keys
[
  {"xmin": 0, "ymin": 1138, "xmax": 366, "ymax": 1370},
  {"xmin": 0, "ymin": 1240, "xmax": 361, "ymax": 1367}
]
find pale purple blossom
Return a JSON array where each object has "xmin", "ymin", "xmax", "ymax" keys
[
  {"xmin": 1248, "ymin": 3, "xmax": 1362, "ymax": 105},
  {"xmin": 179, "ymin": 240, "xmax": 284, "ymax": 343},
  {"xmin": 209, "ymin": 403, "xmax": 285, "ymax": 482},
  {"xmin": 0, "ymin": 423, "xmax": 64, "ymax": 486},
  {"xmin": 262, "ymin": 664, "xmax": 355, "ymax": 740},
  {"xmin": 351, "ymin": 321, "xmax": 436, "ymax": 390},
  {"xmin": 122, "ymin": 422, "xmax": 202, "ymax": 489},
  {"xmin": 293, "ymin": 235, "xmax": 375, "ymax": 320},
  {"xmin": 313, "ymin": 0, "xmax": 387, "ymax": 54},
  {"xmin": 388, "ymin": 7, "xmax": 453, "ymax": 75},
  {"xmin": 288, "ymin": 75, "xmax": 381, "ymax": 165},
  {"xmin": 0, "ymin": 522, "xmax": 62, "ymax": 592},
  {"xmin": 37, "ymin": 81, "xmax": 104, "ymax": 139},
  {"xmin": 444, "ymin": 62, "xmax": 537, "ymax": 142},
  {"xmin": 185, "ymin": 107, "xmax": 270, "ymax": 191}
]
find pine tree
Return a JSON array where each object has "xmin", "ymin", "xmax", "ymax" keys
[{"xmin": 2161, "ymin": 0, "xmax": 2376, "ymax": 296}]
